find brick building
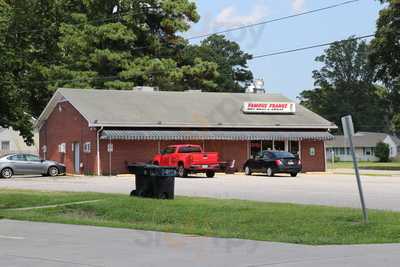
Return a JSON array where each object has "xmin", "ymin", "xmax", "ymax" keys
[{"xmin": 35, "ymin": 88, "xmax": 336, "ymax": 175}]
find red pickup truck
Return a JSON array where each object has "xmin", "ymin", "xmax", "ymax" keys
[{"xmin": 153, "ymin": 144, "xmax": 220, "ymax": 178}]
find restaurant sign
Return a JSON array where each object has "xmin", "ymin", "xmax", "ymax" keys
[{"xmin": 242, "ymin": 102, "xmax": 296, "ymax": 114}]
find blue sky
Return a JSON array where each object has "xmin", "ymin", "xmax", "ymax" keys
[{"xmin": 185, "ymin": 0, "xmax": 383, "ymax": 100}]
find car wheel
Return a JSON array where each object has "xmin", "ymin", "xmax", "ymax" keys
[
  {"xmin": 290, "ymin": 172, "xmax": 298, "ymax": 177},
  {"xmin": 244, "ymin": 166, "xmax": 252, "ymax": 176},
  {"xmin": 1, "ymin": 168, "xmax": 13, "ymax": 179},
  {"xmin": 153, "ymin": 161, "xmax": 159, "ymax": 166},
  {"xmin": 177, "ymin": 165, "xmax": 188, "ymax": 178},
  {"xmin": 48, "ymin": 166, "xmax": 59, "ymax": 177},
  {"xmin": 266, "ymin": 167, "xmax": 274, "ymax": 177},
  {"xmin": 206, "ymin": 171, "xmax": 215, "ymax": 178}
]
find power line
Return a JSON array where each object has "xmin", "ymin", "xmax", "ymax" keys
[
  {"xmin": 0, "ymin": 33, "xmax": 376, "ymax": 86},
  {"xmin": 187, "ymin": 0, "xmax": 361, "ymax": 40},
  {"xmin": 252, "ymin": 34, "xmax": 374, "ymax": 59}
]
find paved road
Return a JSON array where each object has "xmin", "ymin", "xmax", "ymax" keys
[
  {"xmin": 0, "ymin": 220, "xmax": 398, "ymax": 267},
  {"xmin": 1, "ymin": 172, "xmax": 400, "ymax": 211}
]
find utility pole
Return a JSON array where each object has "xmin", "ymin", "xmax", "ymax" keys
[{"xmin": 342, "ymin": 115, "xmax": 368, "ymax": 223}]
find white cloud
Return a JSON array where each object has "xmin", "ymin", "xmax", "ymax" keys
[
  {"xmin": 292, "ymin": 0, "xmax": 305, "ymax": 13},
  {"xmin": 213, "ymin": 2, "xmax": 269, "ymax": 28}
]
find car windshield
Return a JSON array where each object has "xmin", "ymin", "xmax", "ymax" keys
[
  {"xmin": 271, "ymin": 151, "xmax": 295, "ymax": 159},
  {"xmin": 178, "ymin": 146, "xmax": 202, "ymax": 153}
]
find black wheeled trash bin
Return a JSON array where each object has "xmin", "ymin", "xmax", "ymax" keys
[{"xmin": 127, "ymin": 164, "xmax": 177, "ymax": 199}]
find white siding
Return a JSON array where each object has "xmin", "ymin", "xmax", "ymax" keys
[
  {"xmin": 384, "ymin": 136, "xmax": 398, "ymax": 158},
  {"xmin": 326, "ymin": 147, "xmax": 378, "ymax": 162},
  {"xmin": 0, "ymin": 127, "xmax": 39, "ymax": 156}
]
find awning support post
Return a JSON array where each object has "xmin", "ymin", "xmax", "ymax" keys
[{"xmin": 96, "ymin": 126, "xmax": 104, "ymax": 176}]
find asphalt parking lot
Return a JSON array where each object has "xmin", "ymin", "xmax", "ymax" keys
[{"xmin": 1, "ymin": 171, "xmax": 400, "ymax": 211}]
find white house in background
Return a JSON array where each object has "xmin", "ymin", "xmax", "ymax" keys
[
  {"xmin": 326, "ymin": 132, "xmax": 400, "ymax": 162},
  {"xmin": 0, "ymin": 127, "xmax": 39, "ymax": 156}
]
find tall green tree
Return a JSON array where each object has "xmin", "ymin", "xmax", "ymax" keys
[
  {"xmin": 47, "ymin": 0, "xmax": 218, "ymax": 91},
  {"xmin": 1, "ymin": 0, "xmax": 254, "ymax": 144},
  {"xmin": 181, "ymin": 34, "xmax": 253, "ymax": 92},
  {"xmin": 369, "ymin": 0, "xmax": 400, "ymax": 134},
  {"xmin": 0, "ymin": 0, "xmax": 34, "ymax": 144},
  {"xmin": 299, "ymin": 38, "xmax": 389, "ymax": 133}
]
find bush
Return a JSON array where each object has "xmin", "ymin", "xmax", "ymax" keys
[{"xmin": 375, "ymin": 142, "xmax": 390, "ymax": 162}]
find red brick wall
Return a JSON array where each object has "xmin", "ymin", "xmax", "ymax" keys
[
  {"xmin": 205, "ymin": 140, "xmax": 248, "ymax": 171},
  {"xmin": 100, "ymin": 140, "xmax": 158, "ymax": 175},
  {"xmin": 39, "ymin": 101, "xmax": 97, "ymax": 175},
  {"xmin": 300, "ymin": 140, "xmax": 326, "ymax": 172}
]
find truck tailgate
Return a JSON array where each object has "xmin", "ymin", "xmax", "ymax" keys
[{"xmin": 190, "ymin": 152, "xmax": 219, "ymax": 165}]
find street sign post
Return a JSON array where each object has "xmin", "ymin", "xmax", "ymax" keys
[{"xmin": 341, "ymin": 115, "xmax": 368, "ymax": 223}]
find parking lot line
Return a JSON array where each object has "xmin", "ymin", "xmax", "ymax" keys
[{"xmin": 0, "ymin": 235, "xmax": 25, "ymax": 240}]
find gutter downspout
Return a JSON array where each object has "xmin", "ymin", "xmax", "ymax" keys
[{"xmin": 97, "ymin": 126, "xmax": 104, "ymax": 176}]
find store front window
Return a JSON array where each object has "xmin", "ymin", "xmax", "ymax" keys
[
  {"xmin": 250, "ymin": 141, "xmax": 262, "ymax": 158},
  {"xmin": 250, "ymin": 140, "xmax": 300, "ymax": 158},
  {"xmin": 274, "ymin": 140, "xmax": 285, "ymax": 151},
  {"xmin": 262, "ymin": 141, "xmax": 273, "ymax": 151},
  {"xmin": 289, "ymin": 141, "xmax": 299, "ymax": 155}
]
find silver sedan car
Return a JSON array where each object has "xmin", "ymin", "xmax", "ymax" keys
[{"xmin": 0, "ymin": 154, "xmax": 66, "ymax": 179}]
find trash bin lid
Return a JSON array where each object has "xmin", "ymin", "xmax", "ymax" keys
[{"xmin": 128, "ymin": 164, "xmax": 177, "ymax": 177}]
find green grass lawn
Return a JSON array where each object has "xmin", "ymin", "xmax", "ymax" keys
[
  {"xmin": 327, "ymin": 161, "xmax": 400, "ymax": 170},
  {"xmin": 1, "ymin": 189, "xmax": 400, "ymax": 245}
]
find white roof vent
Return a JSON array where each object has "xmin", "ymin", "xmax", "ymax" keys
[{"xmin": 246, "ymin": 79, "xmax": 266, "ymax": 94}]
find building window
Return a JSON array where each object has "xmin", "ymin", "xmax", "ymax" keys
[
  {"xmin": 83, "ymin": 142, "xmax": 91, "ymax": 153},
  {"xmin": 262, "ymin": 141, "xmax": 273, "ymax": 152},
  {"xmin": 274, "ymin": 140, "xmax": 285, "ymax": 151},
  {"xmin": 1, "ymin": 141, "xmax": 10, "ymax": 152},
  {"xmin": 250, "ymin": 141, "xmax": 261, "ymax": 158},
  {"xmin": 363, "ymin": 147, "xmax": 373, "ymax": 156},
  {"xmin": 58, "ymin": 143, "xmax": 66, "ymax": 153},
  {"xmin": 339, "ymin": 148, "xmax": 345, "ymax": 155},
  {"xmin": 289, "ymin": 141, "xmax": 299, "ymax": 155}
]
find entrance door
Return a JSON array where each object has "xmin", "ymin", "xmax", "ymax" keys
[{"xmin": 73, "ymin": 142, "xmax": 80, "ymax": 174}]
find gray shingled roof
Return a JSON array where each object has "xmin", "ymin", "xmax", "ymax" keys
[
  {"xmin": 36, "ymin": 88, "xmax": 336, "ymax": 130},
  {"xmin": 326, "ymin": 132, "xmax": 397, "ymax": 148}
]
